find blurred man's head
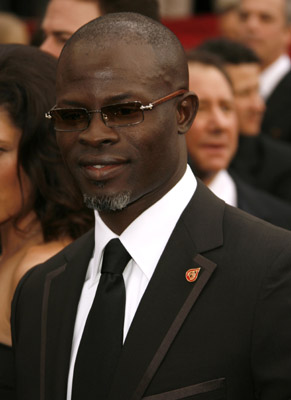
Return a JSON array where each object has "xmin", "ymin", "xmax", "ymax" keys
[
  {"xmin": 237, "ymin": 0, "xmax": 291, "ymax": 69},
  {"xmin": 186, "ymin": 51, "xmax": 238, "ymax": 185},
  {"xmin": 214, "ymin": 0, "xmax": 241, "ymax": 39},
  {"xmin": 41, "ymin": 0, "xmax": 160, "ymax": 58},
  {"xmin": 198, "ymin": 38, "xmax": 265, "ymax": 136}
]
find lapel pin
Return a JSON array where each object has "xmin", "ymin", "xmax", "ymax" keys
[{"xmin": 185, "ymin": 268, "xmax": 201, "ymax": 283}]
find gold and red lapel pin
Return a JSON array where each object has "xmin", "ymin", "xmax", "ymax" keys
[{"xmin": 185, "ymin": 268, "xmax": 201, "ymax": 283}]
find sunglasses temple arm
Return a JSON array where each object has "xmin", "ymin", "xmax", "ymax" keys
[{"xmin": 151, "ymin": 89, "xmax": 187, "ymax": 108}]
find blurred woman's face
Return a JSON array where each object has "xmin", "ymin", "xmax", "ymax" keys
[{"xmin": 0, "ymin": 108, "xmax": 32, "ymax": 226}]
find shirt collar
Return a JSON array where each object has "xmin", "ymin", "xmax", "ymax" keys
[
  {"xmin": 260, "ymin": 54, "xmax": 291, "ymax": 100},
  {"xmin": 208, "ymin": 170, "xmax": 237, "ymax": 207},
  {"xmin": 89, "ymin": 165, "xmax": 197, "ymax": 282}
]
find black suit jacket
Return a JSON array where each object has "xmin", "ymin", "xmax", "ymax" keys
[
  {"xmin": 229, "ymin": 170, "xmax": 291, "ymax": 229},
  {"xmin": 11, "ymin": 181, "xmax": 291, "ymax": 400},
  {"xmin": 230, "ymin": 135, "xmax": 291, "ymax": 203},
  {"xmin": 261, "ymin": 69, "xmax": 291, "ymax": 142}
]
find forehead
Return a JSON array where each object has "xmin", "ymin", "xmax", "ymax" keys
[
  {"xmin": 188, "ymin": 63, "xmax": 233, "ymax": 100},
  {"xmin": 0, "ymin": 108, "xmax": 21, "ymax": 144},
  {"xmin": 57, "ymin": 41, "xmax": 169, "ymax": 103},
  {"xmin": 240, "ymin": 0, "xmax": 285, "ymax": 18},
  {"xmin": 42, "ymin": 0, "xmax": 100, "ymax": 33},
  {"xmin": 226, "ymin": 63, "xmax": 260, "ymax": 88}
]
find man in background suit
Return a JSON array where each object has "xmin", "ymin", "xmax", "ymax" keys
[
  {"xmin": 197, "ymin": 37, "xmax": 291, "ymax": 203},
  {"xmin": 238, "ymin": 0, "xmax": 291, "ymax": 142},
  {"xmin": 12, "ymin": 13, "xmax": 291, "ymax": 400},
  {"xmin": 186, "ymin": 49, "xmax": 291, "ymax": 229}
]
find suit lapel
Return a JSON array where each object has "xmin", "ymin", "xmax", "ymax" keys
[
  {"xmin": 109, "ymin": 181, "xmax": 225, "ymax": 400},
  {"xmin": 40, "ymin": 229, "xmax": 95, "ymax": 400}
]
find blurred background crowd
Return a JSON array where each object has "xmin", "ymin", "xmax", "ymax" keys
[
  {"xmin": 1, "ymin": 1, "xmax": 291, "ymax": 398},
  {"xmin": 0, "ymin": 0, "xmax": 257, "ymax": 47}
]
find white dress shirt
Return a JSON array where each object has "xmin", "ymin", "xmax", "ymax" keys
[
  {"xmin": 66, "ymin": 165, "xmax": 197, "ymax": 400},
  {"xmin": 208, "ymin": 170, "xmax": 237, "ymax": 207},
  {"xmin": 260, "ymin": 54, "xmax": 291, "ymax": 100}
]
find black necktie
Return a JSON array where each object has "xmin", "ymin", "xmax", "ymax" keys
[{"xmin": 72, "ymin": 238, "xmax": 131, "ymax": 400}]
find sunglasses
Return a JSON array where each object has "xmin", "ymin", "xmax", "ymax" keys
[{"xmin": 45, "ymin": 89, "xmax": 187, "ymax": 132}]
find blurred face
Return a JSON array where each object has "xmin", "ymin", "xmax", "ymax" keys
[
  {"xmin": 0, "ymin": 109, "xmax": 32, "ymax": 226},
  {"xmin": 41, "ymin": 0, "xmax": 101, "ymax": 58},
  {"xmin": 218, "ymin": 8, "xmax": 242, "ymax": 39},
  {"xmin": 186, "ymin": 63, "xmax": 238, "ymax": 184},
  {"xmin": 226, "ymin": 63, "xmax": 265, "ymax": 135},
  {"xmin": 238, "ymin": 0, "xmax": 291, "ymax": 68},
  {"xmin": 55, "ymin": 41, "xmax": 191, "ymax": 222}
]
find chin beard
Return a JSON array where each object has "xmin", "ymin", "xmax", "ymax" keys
[{"xmin": 83, "ymin": 191, "xmax": 131, "ymax": 212}]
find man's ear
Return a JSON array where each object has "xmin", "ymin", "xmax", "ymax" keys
[{"xmin": 176, "ymin": 91, "xmax": 199, "ymax": 135}]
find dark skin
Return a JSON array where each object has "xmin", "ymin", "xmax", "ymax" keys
[{"xmin": 56, "ymin": 40, "xmax": 198, "ymax": 235}]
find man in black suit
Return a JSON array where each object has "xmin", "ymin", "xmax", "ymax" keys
[
  {"xmin": 186, "ymin": 49, "xmax": 291, "ymax": 229},
  {"xmin": 12, "ymin": 13, "xmax": 291, "ymax": 400},
  {"xmin": 238, "ymin": 0, "xmax": 291, "ymax": 142},
  {"xmin": 198, "ymin": 37, "xmax": 291, "ymax": 203}
]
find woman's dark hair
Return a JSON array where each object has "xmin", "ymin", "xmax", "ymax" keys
[{"xmin": 0, "ymin": 44, "xmax": 94, "ymax": 241}]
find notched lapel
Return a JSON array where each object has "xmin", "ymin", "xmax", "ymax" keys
[
  {"xmin": 40, "ymin": 229, "xmax": 94, "ymax": 400},
  {"xmin": 40, "ymin": 264, "xmax": 67, "ymax": 400}
]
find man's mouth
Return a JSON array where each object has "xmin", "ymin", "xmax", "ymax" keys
[
  {"xmin": 88, "ymin": 163, "xmax": 123, "ymax": 170},
  {"xmin": 82, "ymin": 162, "xmax": 128, "ymax": 181},
  {"xmin": 92, "ymin": 165, "xmax": 107, "ymax": 169}
]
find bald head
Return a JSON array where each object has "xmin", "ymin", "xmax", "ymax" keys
[{"xmin": 60, "ymin": 12, "xmax": 189, "ymax": 91}]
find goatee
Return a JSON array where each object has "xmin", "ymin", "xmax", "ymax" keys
[{"xmin": 83, "ymin": 191, "xmax": 131, "ymax": 212}]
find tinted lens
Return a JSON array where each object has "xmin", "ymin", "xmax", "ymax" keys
[
  {"xmin": 102, "ymin": 102, "xmax": 143, "ymax": 127},
  {"xmin": 51, "ymin": 108, "xmax": 89, "ymax": 131}
]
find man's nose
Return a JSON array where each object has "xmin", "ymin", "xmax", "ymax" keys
[
  {"xmin": 78, "ymin": 112, "xmax": 119, "ymax": 147},
  {"xmin": 244, "ymin": 14, "xmax": 260, "ymax": 31},
  {"xmin": 40, "ymin": 37, "xmax": 62, "ymax": 58},
  {"xmin": 253, "ymin": 93, "xmax": 266, "ymax": 113},
  {"xmin": 210, "ymin": 108, "xmax": 229, "ymax": 131}
]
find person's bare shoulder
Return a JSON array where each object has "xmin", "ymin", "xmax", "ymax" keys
[{"xmin": 13, "ymin": 238, "xmax": 72, "ymax": 291}]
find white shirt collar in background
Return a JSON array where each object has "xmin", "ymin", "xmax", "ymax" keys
[
  {"xmin": 260, "ymin": 54, "xmax": 291, "ymax": 100},
  {"xmin": 208, "ymin": 170, "xmax": 237, "ymax": 207}
]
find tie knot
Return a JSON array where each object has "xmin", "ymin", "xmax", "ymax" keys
[{"xmin": 101, "ymin": 238, "xmax": 131, "ymax": 275}]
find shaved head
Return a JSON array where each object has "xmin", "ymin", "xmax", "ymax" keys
[{"xmin": 60, "ymin": 12, "xmax": 189, "ymax": 91}]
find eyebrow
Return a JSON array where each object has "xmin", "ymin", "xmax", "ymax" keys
[
  {"xmin": 0, "ymin": 139, "xmax": 12, "ymax": 146},
  {"xmin": 42, "ymin": 28, "xmax": 71, "ymax": 39},
  {"xmin": 102, "ymin": 93, "xmax": 140, "ymax": 104},
  {"xmin": 58, "ymin": 93, "xmax": 140, "ymax": 108},
  {"xmin": 52, "ymin": 31, "xmax": 72, "ymax": 38}
]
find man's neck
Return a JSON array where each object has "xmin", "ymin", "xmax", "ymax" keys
[{"xmin": 99, "ymin": 166, "xmax": 187, "ymax": 235}]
